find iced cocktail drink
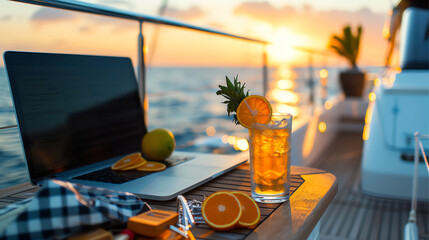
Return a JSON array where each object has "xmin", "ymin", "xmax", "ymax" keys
[{"xmin": 248, "ymin": 114, "xmax": 292, "ymax": 203}]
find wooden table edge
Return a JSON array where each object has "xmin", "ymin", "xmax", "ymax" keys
[
  {"xmin": 0, "ymin": 182, "xmax": 36, "ymax": 199},
  {"xmin": 247, "ymin": 167, "xmax": 338, "ymax": 240}
]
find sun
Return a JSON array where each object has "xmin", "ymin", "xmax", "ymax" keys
[
  {"xmin": 251, "ymin": 23, "xmax": 313, "ymax": 65},
  {"xmin": 268, "ymin": 27, "xmax": 313, "ymax": 64}
]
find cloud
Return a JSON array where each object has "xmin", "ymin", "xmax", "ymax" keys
[
  {"xmin": 0, "ymin": 15, "xmax": 12, "ymax": 22},
  {"xmin": 234, "ymin": 2, "xmax": 296, "ymax": 25},
  {"xmin": 94, "ymin": 0, "xmax": 134, "ymax": 9},
  {"xmin": 29, "ymin": 4, "xmax": 205, "ymax": 34},
  {"xmin": 31, "ymin": 7, "xmax": 78, "ymax": 23},
  {"xmin": 30, "ymin": 6, "xmax": 137, "ymax": 34},
  {"xmin": 234, "ymin": 1, "xmax": 384, "ymax": 30},
  {"xmin": 207, "ymin": 22, "xmax": 226, "ymax": 31},
  {"xmin": 165, "ymin": 6, "xmax": 205, "ymax": 21},
  {"xmin": 233, "ymin": 1, "xmax": 387, "ymax": 65},
  {"xmin": 319, "ymin": 8, "xmax": 384, "ymax": 36},
  {"xmin": 78, "ymin": 25, "xmax": 94, "ymax": 33}
]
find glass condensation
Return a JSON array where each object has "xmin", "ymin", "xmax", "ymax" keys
[{"xmin": 248, "ymin": 114, "xmax": 292, "ymax": 203}]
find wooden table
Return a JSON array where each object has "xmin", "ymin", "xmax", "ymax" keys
[{"xmin": 0, "ymin": 165, "xmax": 337, "ymax": 240}]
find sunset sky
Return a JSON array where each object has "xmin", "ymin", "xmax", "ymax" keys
[{"xmin": 0, "ymin": 0, "xmax": 397, "ymax": 68}]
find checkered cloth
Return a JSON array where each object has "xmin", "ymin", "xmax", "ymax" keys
[{"xmin": 0, "ymin": 179, "xmax": 150, "ymax": 240}]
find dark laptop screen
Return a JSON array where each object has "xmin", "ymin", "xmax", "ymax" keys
[{"xmin": 4, "ymin": 51, "xmax": 147, "ymax": 183}]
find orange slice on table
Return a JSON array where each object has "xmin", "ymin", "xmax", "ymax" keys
[
  {"xmin": 119, "ymin": 157, "xmax": 147, "ymax": 171},
  {"xmin": 236, "ymin": 95, "xmax": 272, "ymax": 128},
  {"xmin": 136, "ymin": 161, "xmax": 167, "ymax": 172},
  {"xmin": 201, "ymin": 192, "xmax": 242, "ymax": 231},
  {"xmin": 111, "ymin": 152, "xmax": 142, "ymax": 170},
  {"xmin": 231, "ymin": 191, "xmax": 261, "ymax": 228}
]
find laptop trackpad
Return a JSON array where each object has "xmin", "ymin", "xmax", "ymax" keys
[
  {"xmin": 121, "ymin": 165, "xmax": 222, "ymax": 200},
  {"xmin": 155, "ymin": 164, "xmax": 222, "ymax": 178}
]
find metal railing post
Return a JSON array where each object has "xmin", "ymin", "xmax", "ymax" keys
[
  {"xmin": 137, "ymin": 21, "xmax": 148, "ymax": 133},
  {"xmin": 308, "ymin": 53, "xmax": 314, "ymax": 107},
  {"xmin": 262, "ymin": 45, "xmax": 268, "ymax": 97}
]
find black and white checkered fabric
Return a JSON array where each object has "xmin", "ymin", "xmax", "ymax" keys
[{"xmin": 0, "ymin": 179, "xmax": 150, "ymax": 240}]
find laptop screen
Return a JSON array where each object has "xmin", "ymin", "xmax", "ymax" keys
[{"xmin": 4, "ymin": 51, "xmax": 147, "ymax": 183}]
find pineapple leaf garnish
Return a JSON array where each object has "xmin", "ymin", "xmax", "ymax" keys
[{"xmin": 216, "ymin": 75, "xmax": 249, "ymax": 124}]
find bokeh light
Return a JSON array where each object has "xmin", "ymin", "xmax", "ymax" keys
[
  {"xmin": 318, "ymin": 122, "xmax": 327, "ymax": 133},
  {"xmin": 319, "ymin": 69, "xmax": 329, "ymax": 79},
  {"xmin": 206, "ymin": 126, "xmax": 216, "ymax": 136},
  {"xmin": 374, "ymin": 78, "xmax": 381, "ymax": 87},
  {"xmin": 368, "ymin": 92, "xmax": 376, "ymax": 102},
  {"xmin": 237, "ymin": 139, "xmax": 249, "ymax": 151},
  {"xmin": 221, "ymin": 135, "xmax": 229, "ymax": 144},
  {"xmin": 324, "ymin": 100, "xmax": 333, "ymax": 110}
]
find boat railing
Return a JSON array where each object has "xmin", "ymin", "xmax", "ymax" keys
[
  {"xmin": 3, "ymin": 0, "xmax": 270, "ymax": 131},
  {"xmin": 292, "ymin": 46, "xmax": 339, "ymax": 109},
  {"xmin": 405, "ymin": 132, "xmax": 429, "ymax": 240},
  {"xmin": 0, "ymin": 125, "xmax": 17, "ymax": 130}
]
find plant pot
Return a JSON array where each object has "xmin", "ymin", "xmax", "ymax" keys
[{"xmin": 339, "ymin": 71, "xmax": 366, "ymax": 97}]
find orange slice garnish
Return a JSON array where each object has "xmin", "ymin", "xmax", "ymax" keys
[
  {"xmin": 111, "ymin": 152, "xmax": 142, "ymax": 170},
  {"xmin": 201, "ymin": 192, "xmax": 242, "ymax": 231},
  {"xmin": 231, "ymin": 192, "xmax": 261, "ymax": 228},
  {"xmin": 236, "ymin": 95, "xmax": 272, "ymax": 128},
  {"xmin": 119, "ymin": 157, "xmax": 147, "ymax": 171},
  {"xmin": 136, "ymin": 161, "xmax": 167, "ymax": 172}
]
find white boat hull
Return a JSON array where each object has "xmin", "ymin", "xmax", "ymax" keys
[{"xmin": 361, "ymin": 70, "xmax": 429, "ymax": 200}]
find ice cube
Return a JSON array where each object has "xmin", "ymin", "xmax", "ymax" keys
[
  {"xmin": 252, "ymin": 123, "xmax": 269, "ymax": 130},
  {"xmin": 276, "ymin": 129, "xmax": 290, "ymax": 139},
  {"xmin": 260, "ymin": 143, "xmax": 273, "ymax": 156},
  {"xmin": 276, "ymin": 118, "xmax": 289, "ymax": 129},
  {"xmin": 261, "ymin": 128, "xmax": 276, "ymax": 137},
  {"xmin": 272, "ymin": 142, "xmax": 289, "ymax": 156}
]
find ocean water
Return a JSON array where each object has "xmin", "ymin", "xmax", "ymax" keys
[{"xmin": 0, "ymin": 66, "xmax": 270, "ymax": 189}]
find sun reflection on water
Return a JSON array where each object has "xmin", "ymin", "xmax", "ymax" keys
[
  {"xmin": 271, "ymin": 89, "xmax": 300, "ymax": 104},
  {"xmin": 268, "ymin": 67, "xmax": 302, "ymax": 118},
  {"xmin": 277, "ymin": 79, "xmax": 295, "ymax": 90}
]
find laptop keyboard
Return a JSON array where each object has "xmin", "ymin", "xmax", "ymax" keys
[{"xmin": 73, "ymin": 167, "xmax": 134, "ymax": 184}]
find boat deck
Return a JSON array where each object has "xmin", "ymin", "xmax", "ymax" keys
[{"xmin": 313, "ymin": 132, "xmax": 429, "ymax": 240}]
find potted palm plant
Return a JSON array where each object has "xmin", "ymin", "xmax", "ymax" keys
[{"xmin": 329, "ymin": 25, "xmax": 365, "ymax": 97}]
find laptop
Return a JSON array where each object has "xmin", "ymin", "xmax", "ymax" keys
[{"xmin": 4, "ymin": 51, "xmax": 247, "ymax": 200}]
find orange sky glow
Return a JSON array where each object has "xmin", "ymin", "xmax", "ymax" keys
[{"xmin": 0, "ymin": 0, "xmax": 398, "ymax": 68}]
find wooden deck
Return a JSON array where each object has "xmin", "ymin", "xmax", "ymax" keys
[{"xmin": 312, "ymin": 132, "xmax": 429, "ymax": 240}]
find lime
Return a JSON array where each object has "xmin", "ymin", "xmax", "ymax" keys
[{"xmin": 142, "ymin": 128, "xmax": 175, "ymax": 161}]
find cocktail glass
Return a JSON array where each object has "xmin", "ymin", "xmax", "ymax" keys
[{"xmin": 248, "ymin": 113, "xmax": 292, "ymax": 203}]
